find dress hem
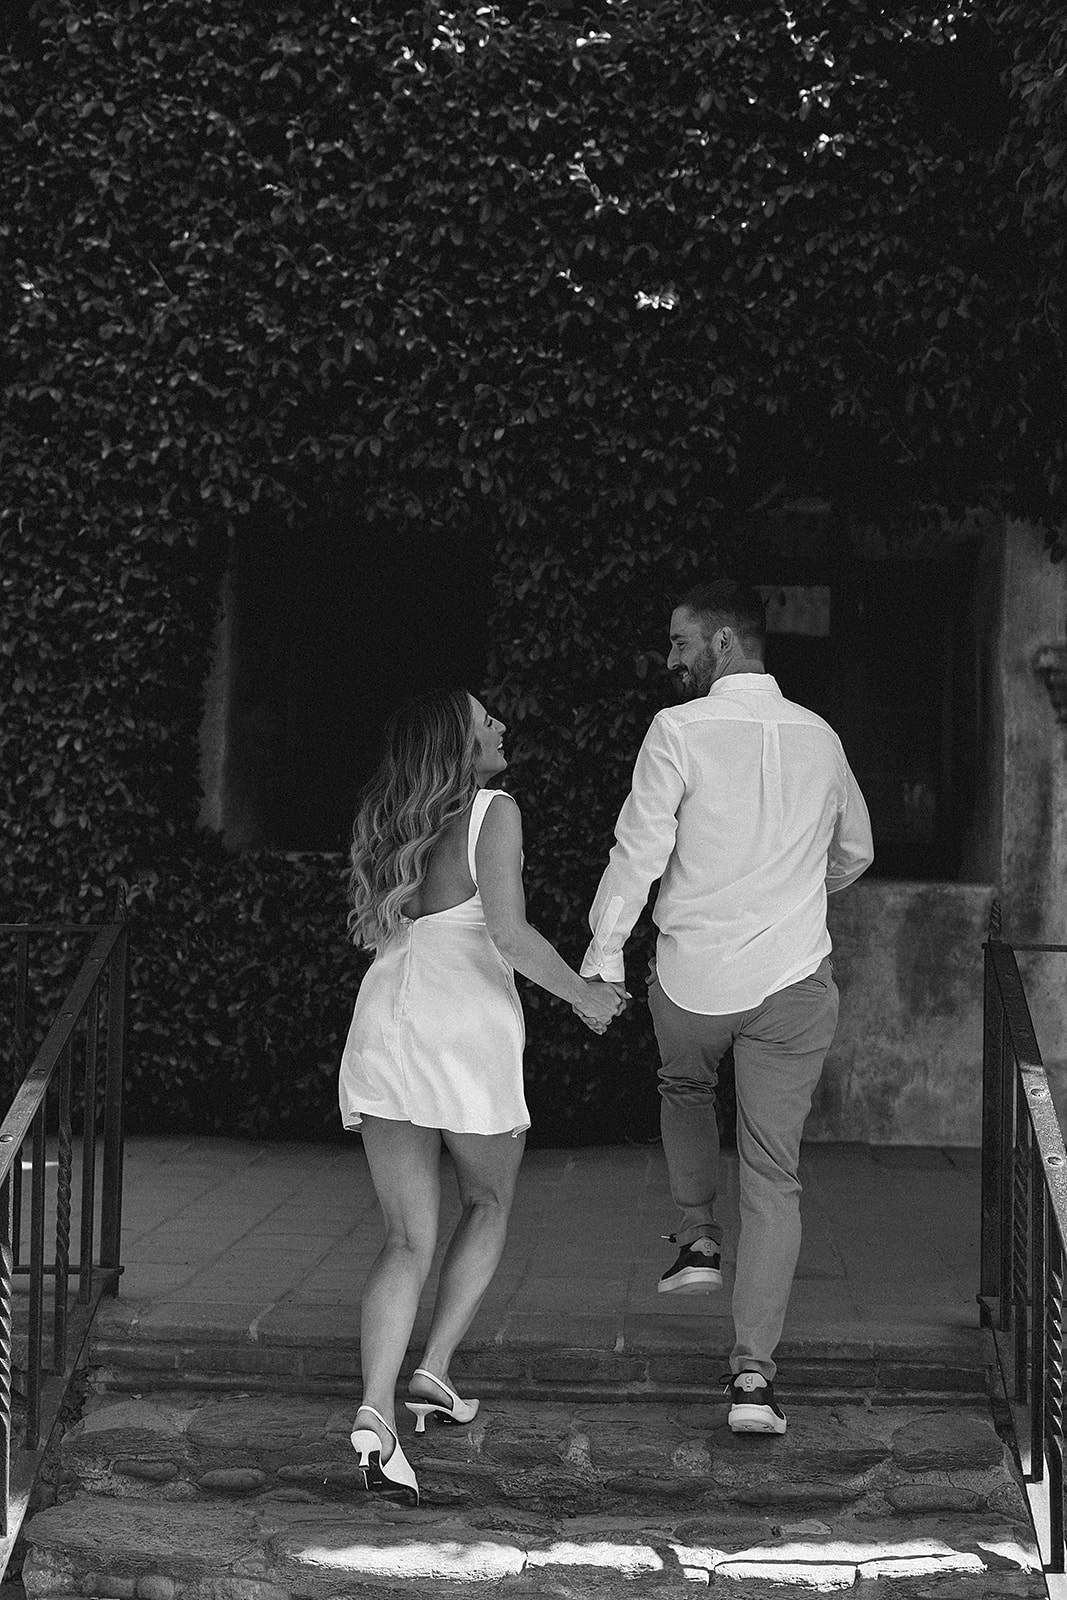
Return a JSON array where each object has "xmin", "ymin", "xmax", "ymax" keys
[{"xmin": 343, "ymin": 1111, "xmax": 530, "ymax": 1139}]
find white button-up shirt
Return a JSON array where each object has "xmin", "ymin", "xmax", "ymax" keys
[{"xmin": 580, "ymin": 673, "xmax": 874, "ymax": 1014}]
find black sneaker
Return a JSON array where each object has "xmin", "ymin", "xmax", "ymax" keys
[
  {"xmin": 657, "ymin": 1235, "xmax": 723, "ymax": 1294},
  {"xmin": 723, "ymin": 1370, "xmax": 787, "ymax": 1435}
]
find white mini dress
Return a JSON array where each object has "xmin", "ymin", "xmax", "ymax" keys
[{"xmin": 338, "ymin": 788, "xmax": 530, "ymax": 1137}]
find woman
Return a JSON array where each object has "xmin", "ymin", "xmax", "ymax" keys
[{"xmin": 340, "ymin": 687, "xmax": 624, "ymax": 1504}]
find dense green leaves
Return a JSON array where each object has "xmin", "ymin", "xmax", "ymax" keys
[
  {"xmin": 119, "ymin": 848, "xmax": 363, "ymax": 1138},
  {"xmin": 998, "ymin": 2, "xmax": 1067, "ymax": 215},
  {"xmin": 1, "ymin": 1, "xmax": 1063, "ymax": 1141},
  {"xmin": 4, "ymin": 0, "xmax": 1063, "ymax": 545}
]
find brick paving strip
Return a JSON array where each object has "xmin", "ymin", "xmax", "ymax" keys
[{"xmin": 21, "ymin": 1392, "xmax": 1044, "ymax": 1598}]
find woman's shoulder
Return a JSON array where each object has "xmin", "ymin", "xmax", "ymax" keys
[
  {"xmin": 476, "ymin": 788, "xmax": 522, "ymax": 841},
  {"xmin": 481, "ymin": 787, "xmax": 519, "ymax": 811}
]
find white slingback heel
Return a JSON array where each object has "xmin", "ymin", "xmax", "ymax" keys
[
  {"xmin": 349, "ymin": 1404, "xmax": 419, "ymax": 1505},
  {"xmin": 404, "ymin": 1367, "xmax": 480, "ymax": 1434}
]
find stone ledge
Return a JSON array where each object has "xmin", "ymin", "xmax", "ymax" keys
[
  {"xmin": 92, "ymin": 1302, "xmax": 993, "ymax": 1361},
  {"xmin": 88, "ymin": 1328, "xmax": 993, "ymax": 1403}
]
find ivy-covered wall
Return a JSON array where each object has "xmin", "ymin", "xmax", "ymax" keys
[{"xmin": 2, "ymin": 2, "xmax": 1063, "ymax": 1142}]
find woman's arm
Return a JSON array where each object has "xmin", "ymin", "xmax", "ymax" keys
[{"xmin": 476, "ymin": 794, "xmax": 621, "ymax": 1025}]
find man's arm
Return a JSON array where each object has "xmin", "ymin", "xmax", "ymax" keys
[
  {"xmin": 826, "ymin": 757, "xmax": 874, "ymax": 893},
  {"xmin": 580, "ymin": 715, "xmax": 686, "ymax": 983}
]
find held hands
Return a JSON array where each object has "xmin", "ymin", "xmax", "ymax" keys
[{"xmin": 572, "ymin": 977, "xmax": 629, "ymax": 1036}]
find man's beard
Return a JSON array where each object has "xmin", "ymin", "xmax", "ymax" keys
[{"xmin": 673, "ymin": 647, "xmax": 716, "ymax": 700}]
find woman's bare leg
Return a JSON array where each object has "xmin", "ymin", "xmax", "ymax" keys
[
  {"xmin": 414, "ymin": 1128, "xmax": 526, "ymax": 1394},
  {"xmin": 357, "ymin": 1116, "xmax": 442, "ymax": 1449}
]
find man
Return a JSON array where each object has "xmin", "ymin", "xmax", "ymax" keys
[{"xmin": 580, "ymin": 579, "xmax": 873, "ymax": 1434}]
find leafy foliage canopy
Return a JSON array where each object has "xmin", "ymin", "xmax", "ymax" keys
[{"xmin": 1, "ymin": 1, "xmax": 1062, "ymax": 1138}]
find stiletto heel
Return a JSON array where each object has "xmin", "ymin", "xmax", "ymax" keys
[
  {"xmin": 404, "ymin": 1367, "xmax": 480, "ymax": 1433},
  {"xmin": 405, "ymin": 1402, "xmax": 437, "ymax": 1436},
  {"xmin": 349, "ymin": 1404, "xmax": 419, "ymax": 1506}
]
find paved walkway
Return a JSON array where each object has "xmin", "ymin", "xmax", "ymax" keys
[{"xmin": 85, "ymin": 1137, "xmax": 984, "ymax": 1395}]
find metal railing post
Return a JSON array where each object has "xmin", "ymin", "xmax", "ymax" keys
[
  {"xmin": 1013, "ymin": 1076, "xmax": 1030, "ymax": 1401},
  {"xmin": 25, "ymin": 1104, "xmax": 47, "ymax": 1452},
  {"xmin": 999, "ymin": 1008, "xmax": 1015, "ymax": 1334},
  {"xmin": 1033, "ymin": 1153, "xmax": 1047, "ymax": 1481},
  {"xmin": 981, "ymin": 929, "xmax": 1004, "ymax": 1315},
  {"xmin": 78, "ymin": 987, "xmax": 100, "ymax": 1307},
  {"xmin": 53, "ymin": 1036, "xmax": 73, "ymax": 1375},
  {"xmin": 0, "ymin": 1175, "xmax": 12, "ymax": 1539},
  {"xmin": 1048, "ymin": 1227, "xmax": 1066, "ymax": 1571},
  {"xmin": 100, "ymin": 924, "xmax": 127, "ymax": 1295}
]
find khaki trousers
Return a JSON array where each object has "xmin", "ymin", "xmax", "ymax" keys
[{"xmin": 648, "ymin": 957, "xmax": 839, "ymax": 1380}]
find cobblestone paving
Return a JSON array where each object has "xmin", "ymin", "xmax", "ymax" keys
[{"xmin": 20, "ymin": 1390, "xmax": 1045, "ymax": 1598}]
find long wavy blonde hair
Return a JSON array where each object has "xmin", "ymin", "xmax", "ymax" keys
[{"xmin": 346, "ymin": 687, "xmax": 479, "ymax": 952}]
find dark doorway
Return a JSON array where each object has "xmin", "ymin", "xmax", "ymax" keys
[
  {"xmin": 221, "ymin": 512, "xmax": 488, "ymax": 852},
  {"xmin": 758, "ymin": 561, "xmax": 980, "ymax": 880},
  {"xmin": 828, "ymin": 559, "xmax": 980, "ymax": 880}
]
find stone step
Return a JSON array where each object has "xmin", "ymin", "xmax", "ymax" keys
[
  {"xmin": 88, "ymin": 1317, "xmax": 994, "ymax": 1404},
  {"xmin": 19, "ymin": 1389, "xmax": 1046, "ymax": 1597}
]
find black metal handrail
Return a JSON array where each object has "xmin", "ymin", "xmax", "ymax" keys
[
  {"xmin": 0, "ymin": 919, "xmax": 127, "ymax": 1576},
  {"xmin": 980, "ymin": 908, "xmax": 1067, "ymax": 1575}
]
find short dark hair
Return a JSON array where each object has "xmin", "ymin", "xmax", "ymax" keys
[{"xmin": 676, "ymin": 579, "xmax": 766, "ymax": 656}]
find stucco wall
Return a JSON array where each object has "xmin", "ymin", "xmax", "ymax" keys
[
  {"xmin": 996, "ymin": 519, "xmax": 1067, "ymax": 1119},
  {"xmin": 808, "ymin": 518, "xmax": 1067, "ymax": 1147},
  {"xmin": 810, "ymin": 879, "xmax": 997, "ymax": 1145}
]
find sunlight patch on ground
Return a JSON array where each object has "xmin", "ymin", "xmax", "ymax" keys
[
  {"xmin": 293, "ymin": 1536, "xmax": 525, "ymax": 1581},
  {"xmin": 526, "ymin": 1539, "xmax": 665, "ymax": 1574}
]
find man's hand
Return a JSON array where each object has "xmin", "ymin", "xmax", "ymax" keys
[
  {"xmin": 572, "ymin": 976, "xmax": 630, "ymax": 1033},
  {"xmin": 645, "ymin": 956, "xmax": 658, "ymax": 990}
]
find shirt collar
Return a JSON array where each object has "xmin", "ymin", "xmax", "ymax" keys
[{"xmin": 705, "ymin": 672, "xmax": 779, "ymax": 697}]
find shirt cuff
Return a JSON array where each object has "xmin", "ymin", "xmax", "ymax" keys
[{"xmin": 580, "ymin": 947, "xmax": 626, "ymax": 984}]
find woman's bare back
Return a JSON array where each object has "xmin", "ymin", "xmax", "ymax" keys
[{"xmin": 401, "ymin": 802, "xmax": 477, "ymax": 921}]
